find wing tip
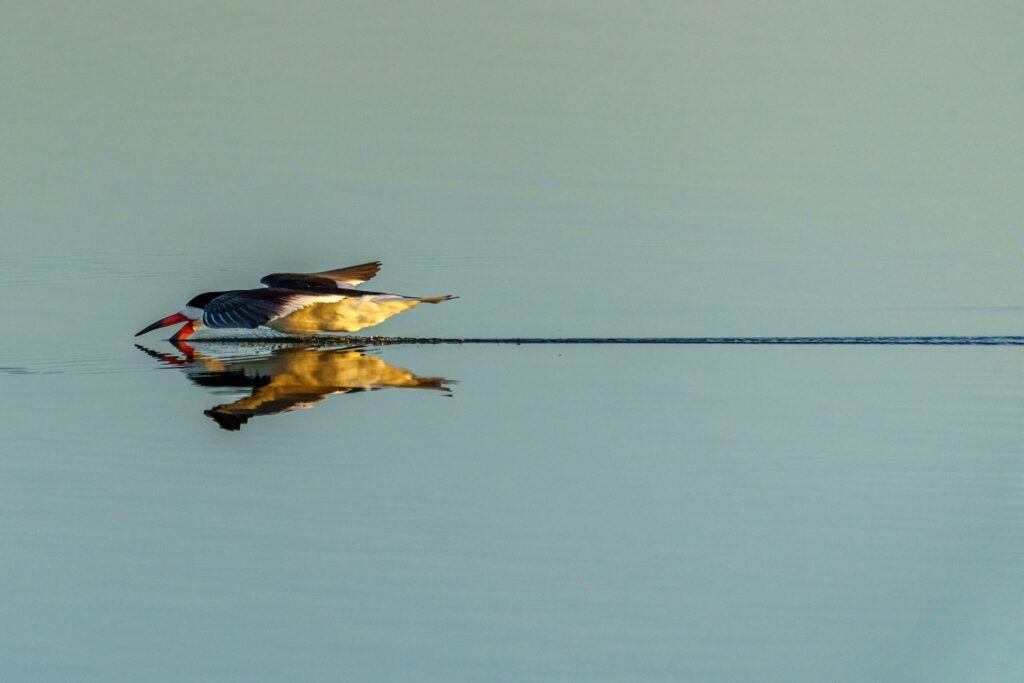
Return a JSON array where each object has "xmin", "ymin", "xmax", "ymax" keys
[{"xmin": 315, "ymin": 260, "xmax": 383, "ymax": 286}]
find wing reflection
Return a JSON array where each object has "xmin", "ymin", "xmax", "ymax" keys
[{"xmin": 137, "ymin": 341, "xmax": 454, "ymax": 430}]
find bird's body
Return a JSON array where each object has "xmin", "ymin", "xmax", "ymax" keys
[
  {"xmin": 262, "ymin": 293, "xmax": 434, "ymax": 334},
  {"xmin": 135, "ymin": 261, "xmax": 455, "ymax": 340}
]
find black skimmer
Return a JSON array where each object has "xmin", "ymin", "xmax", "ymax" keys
[
  {"xmin": 135, "ymin": 261, "xmax": 455, "ymax": 340},
  {"xmin": 137, "ymin": 341, "xmax": 454, "ymax": 430}
]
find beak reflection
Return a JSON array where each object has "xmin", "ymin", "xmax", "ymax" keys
[{"xmin": 137, "ymin": 341, "xmax": 454, "ymax": 431}]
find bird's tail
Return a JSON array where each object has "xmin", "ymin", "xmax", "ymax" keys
[{"xmin": 419, "ymin": 295, "xmax": 458, "ymax": 304}]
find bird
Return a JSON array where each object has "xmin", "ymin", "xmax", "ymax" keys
[{"xmin": 135, "ymin": 261, "xmax": 455, "ymax": 341}]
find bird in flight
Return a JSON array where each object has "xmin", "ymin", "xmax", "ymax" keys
[{"xmin": 135, "ymin": 261, "xmax": 455, "ymax": 340}]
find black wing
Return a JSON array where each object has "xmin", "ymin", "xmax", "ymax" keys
[
  {"xmin": 202, "ymin": 288, "xmax": 316, "ymax": 329},
  {"xmin": 260, "ymin": 261, "xmax": 381, "ymax": 291}
]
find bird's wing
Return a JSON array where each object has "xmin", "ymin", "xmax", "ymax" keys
[
  {"xmin": 202, "ymin": 289, "xmax": 334, "ymax": 329},
  {"xmin": 260, "ymin": 261, "xmax": 381, "ymax": 291}
]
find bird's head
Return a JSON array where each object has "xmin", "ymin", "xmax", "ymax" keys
[{"xmin": 134, "ymin": 291, "xmax": 224, "ymax": 336}]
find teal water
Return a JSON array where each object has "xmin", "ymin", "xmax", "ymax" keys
[{"xmin": 2, "ymin": 2, "xmax": 1023, "ymax": 680}]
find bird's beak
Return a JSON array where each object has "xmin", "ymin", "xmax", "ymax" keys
[{"xmin": 135, "ymin": 312, "xmax": 189, "ymax": 337}]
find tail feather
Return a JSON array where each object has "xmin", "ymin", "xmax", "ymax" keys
[{"xmin": 419, "ymin": 295, "xmax": 457, "ymax": 304}]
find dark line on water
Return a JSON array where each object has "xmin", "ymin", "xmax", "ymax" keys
[{"xmin": 178, "ymin": 336, "xmax": 1024, "ymax": 346}]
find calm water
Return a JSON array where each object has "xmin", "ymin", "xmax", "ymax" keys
[{"xmin": 3, "ymin": 2, "xmax": 1024, "ymax": 681}]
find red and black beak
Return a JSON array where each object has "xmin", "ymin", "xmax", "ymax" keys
[{"xmin": 135, "ymin": 312, "xmax": 189, "ymax": 337}]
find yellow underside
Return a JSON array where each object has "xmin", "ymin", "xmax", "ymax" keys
[
  {"xmin": 265, "ymin": 298, "xmax": 422, "ymax": 334},
  {"xmin": 213, "ymin": 349, "xmax": 443, "ymax": 415}
]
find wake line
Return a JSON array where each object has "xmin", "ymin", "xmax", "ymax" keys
[{"xmin": 178, "ymin": 336, "xmax": 1024, "ymax": 346}]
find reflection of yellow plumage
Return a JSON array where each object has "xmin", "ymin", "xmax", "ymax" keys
[
  {"xmin": 215, "ymin": 347, "xmax": 448, "ymax": 409},
  {"xmin": 137, "ymin": 342, "xmax": 453, "ymax": 430}
]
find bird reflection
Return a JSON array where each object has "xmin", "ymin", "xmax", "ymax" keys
[{"xmin": 137, "ymin": 341, "xmax": 454, "ymax": 430}]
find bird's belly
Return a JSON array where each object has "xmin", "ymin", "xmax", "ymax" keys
[{"xmin": 265, "ymin": 297, "xmax": 421, "ymax": 333}]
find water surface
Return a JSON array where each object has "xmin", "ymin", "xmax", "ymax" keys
[{"xmin": 2, "ymin": 2, "xmax": 1023, "ymax": 681}]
